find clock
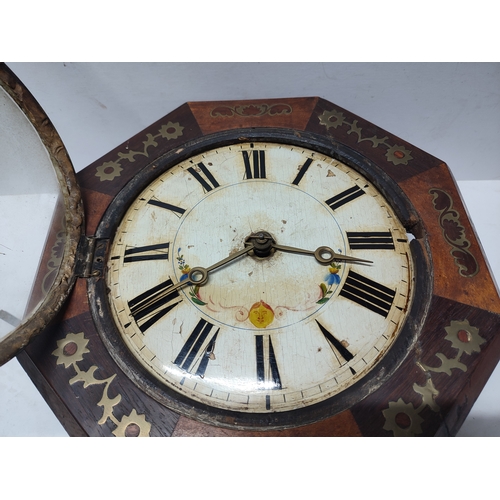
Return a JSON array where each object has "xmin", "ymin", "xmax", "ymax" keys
[
  {"xmin": 93, "ymin": 137, "xmax": 423, "ymax": 429},
  {"xmin": 2, "ymin": 64, "xmax": 500, "ymax": 436}
]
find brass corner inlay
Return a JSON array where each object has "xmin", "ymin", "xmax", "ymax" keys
[
  {"xmin": 52, "ymin": 331, "xmax": 151, "ymax": 436},
  {"xmin": 318, "ymin": 108, "xmax": 413, "ymax": 166},
  {"xmin": 94, "ymin": 121, "xmax": 184, "ymax": 182},
  {"xmin": 429, "ymin": 188, "xmax": 479, "ymax": 277},
  {"xmin": 382, "ymin": 319, "xmax": 484, "ymax": 436}
]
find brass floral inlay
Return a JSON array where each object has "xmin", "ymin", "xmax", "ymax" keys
[
  {"xmin": 318, "ymin": 108, "xmax": 413, "ymax": 166},
  {"xmin": 430, "ymin": 188, "xmax": 479, "ymax": 278},
  {"xmin": 95, "ymin": 121, "xmax": 184, "ymax": 182},
  {"xmin": 382, "ymin": 319, "xmax": 485, "ymax": 436},
  {"xmin": 210, "ymin": 103, "xmax": 292, "ymax": 118},
  {"xmin": 52, "ymin": 331, "xmax": 151, "ymax": 436}
]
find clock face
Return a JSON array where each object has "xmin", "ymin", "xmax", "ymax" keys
[{"xmin": 104, "ymin": 140, "xmax": 415, "ymax": 422}]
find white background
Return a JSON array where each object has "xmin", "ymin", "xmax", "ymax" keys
[{"xmin": 0, "ymin": 62, "xmax": 499, "ymax": 437}]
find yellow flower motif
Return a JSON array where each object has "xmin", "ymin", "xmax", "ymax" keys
[
  {"xmin": 112, "ymin": 409, "xmax": 151, "ymax": 437},
  {"xmin": 52, "ymin": 331, "xmax": 90, "ymax": 369}
]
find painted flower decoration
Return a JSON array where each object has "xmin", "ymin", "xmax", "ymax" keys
[
  {"xmin": 325, "ymin": 265, "xmax": 341, "ymax": 285},
  {"xmin": 177, "ymin": 248, "xmax": 191, "ymax": 281},
  {"xmin": 177, "ymin": 248, "xmax": 207, "ymax": 305},
  {"xmin": 317, "ymin": 263, "xmax": 341, "ymax": 304}
]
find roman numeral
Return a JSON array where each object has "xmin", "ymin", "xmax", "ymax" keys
[
  {"xmin": 346, "ymin": 232, "xmax": 395, "ymax": 250},
  {"xmin": 123, "ymin": 242, "xmax": 171, "ymax": 263},
  {"xmin": 325, "ymin": 185, "xmax": 365, "ymax": 211},
  {"xmin": 128, "ymin": 278, "xmax": 181, "ymax": 332},
  {"xmin": 255, "ymin": 335, "xmax": 282, "ymax": 391},
  {"xmin": 174, "ymin": 318, "xmax": 219, "ymax": 378},
  {"xmin": 187, "ymin": 162, "xmax": 220, "ymax": 191},
  {"xmin": 292, "ymin": 157, "xmax": 313, "ymax": 185},
  {"xmin": 242, "ymin": 150, "xmax": 266, "ymax": 179},
  {"xmin": 148, "ymin": 199, "xmax": 186, "ymax": 216},
  {"xmin": 339, "ymin": 270, "xmax": 395, "ymax": 317},
  {"xmin": 316, "ymin": 320, "xmax": 355, "ymax": 366}
]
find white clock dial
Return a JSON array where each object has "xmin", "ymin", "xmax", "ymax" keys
[{"xmin": 106, "ymin": 142, "xmax": 414, "ymax": 413}]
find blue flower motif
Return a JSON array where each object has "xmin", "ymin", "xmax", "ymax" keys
[{"xmin": 325, "ymin": 272, "xmax": 340, "ymax": 286}]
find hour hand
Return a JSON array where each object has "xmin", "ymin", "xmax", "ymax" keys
[{"xmin": 271, "ymin": 243, "xmax": 372, "ymax": 265}]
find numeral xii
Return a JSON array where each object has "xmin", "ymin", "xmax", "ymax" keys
[{"xmin": 242, "ymin": 150, "xmax": 266, "ymax": 179}]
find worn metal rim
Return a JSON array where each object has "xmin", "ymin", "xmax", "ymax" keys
[{"xmin": 0, "ymin": 63, "xmax": 84, "ymax": 366}]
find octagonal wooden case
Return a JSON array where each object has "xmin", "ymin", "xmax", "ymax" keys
[{"xmin": 18, "ymin": 96, "xmax": 500, "ymax": 436}]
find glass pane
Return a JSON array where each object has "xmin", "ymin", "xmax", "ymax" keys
[{"xmin": 0, "ymin": 85, "xmax": 63, "ymax": 340}]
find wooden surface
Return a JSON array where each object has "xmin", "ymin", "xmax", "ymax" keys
[{"xmin": 18, "ymin": 97, "xmax": 500, "ymax": 436}]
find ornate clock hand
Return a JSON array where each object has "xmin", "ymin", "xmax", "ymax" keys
[
  {"xmin": 188, "ymin": 244, "xmax": 255, "ymax": 286},
  {"xmin": 244, "ymin": 231, "xmax": 371, "ymax": 264},
  {"xmin": 272, "ymin": 243, "xmax": 372, "ymax": 265}
]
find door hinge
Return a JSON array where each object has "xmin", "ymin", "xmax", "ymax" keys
[{"xmin": 75, "ymin": 236, "xmax": 109, "ymax": 278}]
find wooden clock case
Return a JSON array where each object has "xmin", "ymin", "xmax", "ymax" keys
[{"xmin": 7, "ymin": 74, "xmax": 500, "ymax": 436}]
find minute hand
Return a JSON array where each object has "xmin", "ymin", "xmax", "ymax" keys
[{"xmin": 271, "ymin": 243, "xmax": 372, "ymax": 265}]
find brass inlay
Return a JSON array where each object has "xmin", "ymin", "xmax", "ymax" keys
[
  {"xmin": 430, "ymin": 188, "xmax": 479, "ymax": 278},
  {"xmin": 94, "ymin": 121, "xmax": 184, "ymax": 182},
  {"xmin": 318, "ymin": 108, "xmax": 413, "ymax": 166},
  {"xmin": 52, "ymin": 331, "xmax": 151, "ymax": 436},
  {"xmin": 382, "ymin": 319, "xmax": 484, "ymax": 436},
  {"xmin": 210, "ymin": 103, "xmax": 292, "ymax": 118}
]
